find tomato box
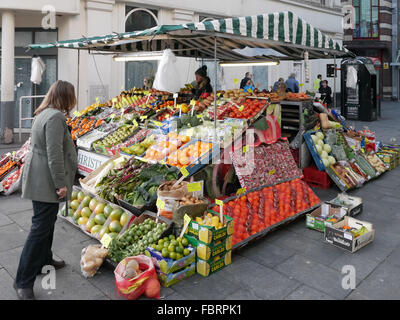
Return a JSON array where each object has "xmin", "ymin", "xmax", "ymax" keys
[
  {"xmin": 157, "ymin": 262, "xmax": 196, "ymax": 287},
  {"xmin": 185, "ymin": 234, "xmax": 232, "ymax": 261},
  {"xmin": 306, "ymin": 203, "xmax": 347, "ymax": 232},
  {"xmin": 144, "ymin": 245, "xmax": 195, "ymax": 274},
  {"xmin": 186, "ymin": 210, "xmax": 234, "ymax": 245},
  {"xmin": 196, "ymin": 250, "xmax": 232, "ymax": 277},
  {"xmin": 324, "ymin": 216, "xmax": 374, "ymax": 253}
]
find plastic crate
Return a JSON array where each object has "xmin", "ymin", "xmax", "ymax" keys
[{"xmin": 303, "ymin": 165, "xmax": 331, "ymax": 189}]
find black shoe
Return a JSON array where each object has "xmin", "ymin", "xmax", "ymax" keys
[
  {"xmin": 13, "ymin": 282, "xmax": 35, "ymax": 300},
  {"xmin": 50, "ymin": 258, "xmax": 66, "ymax": 270}
]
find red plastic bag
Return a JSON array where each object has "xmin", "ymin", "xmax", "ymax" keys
[{"xmin": 114, "ymin": 255, "xmax": 160, "ymax": 300}]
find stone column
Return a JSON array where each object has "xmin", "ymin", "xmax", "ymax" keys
[{"xmin": 1, "ymin": 11, "xmax": 15, "ymax": 144}]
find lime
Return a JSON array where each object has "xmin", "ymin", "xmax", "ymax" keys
[
  {"xmin": 170, "ymin": 240, "xmax": 177, "ymax": 246},
  {"xmin": 169, "ymin": 252, "xmax": 177, "ymax": 260},
  {"xmin": 176, "ymin": 253, "xmax": 183, "ymax": 260},
  {"xmin": 156, "ymin": 245, "xmax": 162, "ymax": 252},
  {"xmin": 163, "ymin": 242, "xmax": 169, "ymax": 248},
  {"xmin": 169, "ymin": 234, "xmax": 175, "ymax": 241},
  {"xmin": 175, "ymin": 246, "xmax": 183, "ymax": 254},
  {"xmin": 158, "ymin": 239, "xmax": 164, "ymax": 246},
  {"xmin": 182, "ymin": 238, "xmax": 189, "ymax": 247},
  {"xmin": 163, "ymin": 237, "xmax": 169, "ymax": 242},
  {"xmin": 168, "ymin": 245, "xmax": 175, "ymax": 252},
  {"xmin": 183, "ymin": 248, "xmax": 190, "ymax": 256},
  {"xmin": 161, "ymin": 248, "xmax": 169, "ymax": 257}
]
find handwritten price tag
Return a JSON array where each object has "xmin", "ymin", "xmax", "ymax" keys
[
  {"xmin": 236, "ymin": 187, "xmax": 246, "ymax": 195},
  {"xmin": 187, "ymin": 182, "xmax": 202, "ymax": 192},
  {"xmin": 238, "ymin": 105, "xmax": 245, "ymax": 112},
  {"xmin": 140, "ymin": 115, "xmax": 147, "ymax": 120},
  {"xmin": 153, "ymin": 120, "xmax": 162, "ymax": 127},
  {"xmin": 243, "ymin": 145, "xmax": 249, "ymax": 153},
  {"xmin": 269, "ymin": 169, "xmax": 276, "ymax": 175},
  {"xmin": 100, "ymin": 233, "xmax": 112, "ymax": 248},
  {"xmin": 184, "ymin": 214, "xmax": 191, "ymax": 224},
  {"xmin": 73, "ymin": 111, "xmax": 81, "ymax": 117},
  {"xmin": 190, "ymin": 100, "xmax": 196, "ymax": 106},
  {"xmin": 156, "ymin": 198, "xmax": 165, "ymax": 210},
  {"xmin": 233, "ymin": 78, "xmax": 239, "ymax": 84},
  {"xmin": 215, "ymin": 199, "xmax": 224, "ymax": 206},
  {"xmin": 180, "ymin": 167, "xmax": 189, "ymax": 177}
]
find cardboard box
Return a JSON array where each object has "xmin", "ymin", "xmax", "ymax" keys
[
  {"xmin": 185, "ymin": 234, "xmax": 232, "ymax": 261},
  {"xmin": 324, "ymin": 216, "xmax": 374, "ymax": 253},
  {"xmin": 326, "ymin": 194, "xmax": 363, "ymax": 217},
  {"xmin": 157, "ymin": 262, "xmax": 196, "ymax": 287},
  {"xmin": 186, "ymin": 210, "xmax": 234, "ymax": 245},
  {"xmin": 196, "ymin": 250, "xmax": 232, "ymax": 277},
  {"xmin": 306, "ymin": 203, "xmax": 347, "ymax": 232},
  {"xmin": 145, "ymin": 245, "xmax": 195, "ymax": 274}
]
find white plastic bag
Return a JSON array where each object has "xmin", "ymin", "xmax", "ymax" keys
[
  {"xmin": 346, "ymin": 66, "xmax": 357, "ymax": 89},
  {"xmin": 153, "ymin": 49, "xmax": 181, "ymax": 93},
  {"xmin": 30, "ymin": 57, "xmax": 46, "ymax": 85}
]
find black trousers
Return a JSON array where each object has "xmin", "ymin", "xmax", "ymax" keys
[{"xmin": 15, "ymin": 200, "xmax": 59, "ymax": 289}]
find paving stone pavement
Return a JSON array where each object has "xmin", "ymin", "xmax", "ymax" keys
[{"xmin": 0, "ymin": 102, "xmax": 400, "ymax": 300}]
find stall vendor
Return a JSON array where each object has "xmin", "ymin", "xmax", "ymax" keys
[
  {"xmin": 319, "ymin": 80, "xmax": 332, "ymax": 106},
  {"xmin": 192, "ymin": 65, "xmax": 213, "ymax": 99}
]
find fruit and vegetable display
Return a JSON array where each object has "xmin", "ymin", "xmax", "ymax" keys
[
  {"xmin": 1, "ymin": 165, "xmax": 23, "ymax": 194},
  {"xmin": 143, "ymin": 132, "xmax": 190, "ymax": 162},
  {"xmin": 0, "ymin": 159, "xmax": 19, "ymax": 180},
  {"xmin": 120, "ymin": 135, "xmax": 156, "ymax": 156},
  {"xmin": 67, "ymin": 117, "xmax": 104, "ymax": 140},
  {"xmin": 149, "ymin": 234, "xmax": 192, "ymax": 261},
  {"xmin": 108, "ymin": 217, "xmax": 168, "ymax": 262},
  {"xmin": 339, "ymin": 224, "xmax": 369, "ymax": 238},
  {"xmin": 166, "ymin": 140, "xmax": 213, "ymax": 168},
  {"xmin": 285, "ymin": 92, "xmax": 310, "ymax": 101},
  {"xmin": 105, "ymin": 128, "xmax": 150, "ymax": 156},
  {"xmin": 212, "ymin": 179, "xmax": 320, "ymax": 245},
  {"xmin": 230, "ymin": 139, "xmax": 302, "ymax": 190},
  {"xmin": 93, "ymin": 124, "xmax": 137, "ymax": 151}
]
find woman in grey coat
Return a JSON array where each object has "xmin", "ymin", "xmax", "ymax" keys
[{"xmin": 14, "ymin": 80, "xmax": 77, "ymax": 300}]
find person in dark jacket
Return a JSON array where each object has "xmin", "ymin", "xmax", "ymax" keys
[
  {"xmin": 319, "ymin": 80, "xmax": 332, "ymax": 106},
  {"xmin": 15, "ymin": 80, "xmax": 78, "ymax": 300},
  {"xmin": 192, "ymin": 65, "xmax": 213, "ymax": 99},
  {"xmin": 285, "ymin": 73, "xmax": 300, "ymax": 93},
  {"xmin": 240, "ymin": 72, "xmax": 254, "ymax": 89}
]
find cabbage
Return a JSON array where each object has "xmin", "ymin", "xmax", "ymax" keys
[
  {"xmin": 316, "ymin": 132, "xmax": 325, "ymax": 140},
  {"xmin": 323, "ymin": 144, "xmax": 332, "ymax": 153},
  {"xmin": 322, "ymin": 158, "xmax": 330, "ymax": 167},
  {"xmin": 315, "ymin": 144, "xmax": 323, "ymax": 154},
  {"xmin": 320, "ymin": 150, "xmax": 328, "ymax": 159},
  {"xmin": 311, "ymin": 135, "xmax": 318, "ymax": 143},
  {"xmin": 328, "ymin": 156, "xmax": 336, "ymax": 165},
  {"xmin": 317, "ymin": 140, "xmax": 324, "ymax": 148}
]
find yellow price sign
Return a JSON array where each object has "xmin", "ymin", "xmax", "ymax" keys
[
  {"xmin": 196, "ymin": 114, "xmax": 203, "ymax": 119},
  {"xmin": 187, "ymin": 182, "xmax": 202, "ymax": 192},
  {"xmin": 156, "ymin": 198, "xmax": 165, "ymax": 210},
  {"xmin": 217, "ymin": 92, "xmax": 221, "ymax": 97},
  {"xmin": 153, "ymin": 120, "xmax": 162, "ymax": 127},
  {"xmin": 95, "ymin": 97, "xmax": 101, "ymax": 104},
  {"xmin": 238, "ymin": 105, "xmax": 245, "ymax": 112},
  {"xmin": 215, "ymin": 199, "xmax": 224, "ymax": 207},
  {"xmin": 140, "ymin": 115, "xmax": 147, "ymax": 120},
  {"xmin": 269, "ymin": 169, "xmax": 276, "ymax": 175},
  {"xmin": 243, "ymin": 145, "xmax": 249, "ymax": 153},
  {"xmin": 236, "ymin": 187, "xmax": 246, "ymax": 195},
  {"xmin": 100, "ymin": 233, "xmax": 112, "ymax": 248},
  {"xmin": 180, "ymin": 167, "xmax": 189, "ymax": 177},
  {"xmin": 233, "ymin": 78, "xmax": 239, "ymax": 84},
  {"xmin": 112, "ymin": 98, "xmax": 118, "ymax": 103},
  {"xmin": 159, "ymin": 160, "xmax": 166, "ymax": 165},
  {"xmin": 361, "ymin": 148, "xmax": 365, "ymax": 153},
  {"xmin": 73, "ymin": 111, "xmax": 81, "ymax": 117},
  {"xmin": 299, "ymin": 83, "xmax": 304, "ymax": 87},
  {"xmin": 133, "ymin": 119, "xmax": 138, "ymax": 127},
  {"xmin": 183, "ymin": 214, "xmax": 192, "ymax": 224},
  {"xmin": 190, "ymin": 100, "xmax": 196, "ymax": 106}
]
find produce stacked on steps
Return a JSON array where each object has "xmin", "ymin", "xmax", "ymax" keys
[{"xmin": 212, "ymin": 179, "xmax": 320, "ymax": 245}]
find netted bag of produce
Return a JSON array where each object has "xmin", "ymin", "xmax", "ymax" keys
[
  {"xmin": 331, "ymin": 145, "xmax": 347, "ymax": 161},
  {"xmin": 80, "ymin": 244, "xmax": 108, "ymax": 278},
  {"xmin": 157, "ymin": 180, "xmax": 188, "ymax": 220},
  {"xmin": 325, "ymin": 129, "xmax": 337, "ymax": 146},
  {"xmin": 114, "ymin": 255, "xmax": 160, "ymax": 300}
]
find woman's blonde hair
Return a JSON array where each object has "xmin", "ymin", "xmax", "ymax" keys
[{"xmin": 34, "ymin": 80, "xmax": 77, "ymax": 116}]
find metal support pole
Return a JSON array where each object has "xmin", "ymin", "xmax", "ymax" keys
[
  {"xmin": 77, "ymin": 49, "xmax": 80, "ymax": 110},
  {"xmin": 333, "ymin": 54, "xmax": 337, "ymax": 110},
  {"xmin": 213, "ymin": 37, "xmax": 217, "ymax": 133}
]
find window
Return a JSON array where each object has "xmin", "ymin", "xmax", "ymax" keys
[
  {"xmin": 353, "ymin": 0, "xmax": 379, "ymax": 38},
  {"xmin": 124, "ymin": 7, "xmax": 158, "ymax": 89}
]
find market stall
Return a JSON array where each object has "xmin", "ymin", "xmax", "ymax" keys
[{"xmin": 8, "ymin": 11, "xmax": 386, "ymax": 298}]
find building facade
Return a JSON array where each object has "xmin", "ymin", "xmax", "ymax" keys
[
  {"xmin": 1, "ymin": 0, "xmax": 344, "ymax": 141},
  {"xmin": 342, "ymin": 0, "xmax": 396, "ymax": 100}
]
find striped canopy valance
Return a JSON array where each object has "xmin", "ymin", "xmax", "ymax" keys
[{"xmin": 28, "ymin": 11, "xmax": 350, "ymax": 60}]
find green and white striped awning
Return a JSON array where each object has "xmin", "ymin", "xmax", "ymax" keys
[{"xmin": 28, "ymin": 11, "xmax": 351, "ymax": 60}]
